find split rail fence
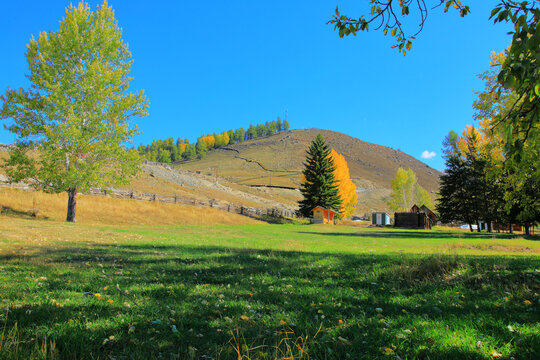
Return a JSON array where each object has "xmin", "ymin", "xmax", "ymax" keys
[{"xmin": 0, "ymin": 180, "xmax": 297, "ymax": 220}]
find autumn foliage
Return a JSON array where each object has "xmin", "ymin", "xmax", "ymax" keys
[{"xmin": 330, "ymin": 149, "xmax": 358, "ymax": 217}]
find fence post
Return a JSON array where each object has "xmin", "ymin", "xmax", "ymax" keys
[
  {"xmin": 174, "ymin": 195, "xmax": 177, "ymax": 204},
  {"xmin": 153, "ymin": 194, "xmax": 156, "ymax": 201}
]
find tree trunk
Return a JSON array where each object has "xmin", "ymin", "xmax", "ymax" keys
[
  {"xmin": 509, "ymin": 223, "xmax": 513, "ymax": 234},
  {"xmin": 487, "ymin": 221, "xmax": 492, "ymax": 233},
  {"xmin": 468, "ymin": 223, "xmax": 473, "ymax": 232},
  {"xmin": 476, "ymin": 221, "xmax": 481, "ymax": 232},
  {"xmin": 66, "ymin": 188, "xmax": 77, "ymax": 222},
  {"xmin": 524, "ymin": 224, "xmax": 530, "ymax": 236}
]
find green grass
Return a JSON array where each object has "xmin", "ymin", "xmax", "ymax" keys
[{"xmin": 0, "ymin": 219, "xmax": 539, "ymax": 359}]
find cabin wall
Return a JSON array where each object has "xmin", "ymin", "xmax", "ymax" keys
[{"xmin": 394, "ymin": 212, "xmax": 427, "ymax": 229}]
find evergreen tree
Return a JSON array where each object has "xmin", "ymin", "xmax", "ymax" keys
[
  {"xmin": 437, "ymin": 151, "xmax": 472, "ymax": 229},
  {"xmin": 277, "ymin": 117, "xmax": 282, "ymax": 132},
  {"xmin": 298, "ymin": 134, "xmax": 342, "ymax": 217}
]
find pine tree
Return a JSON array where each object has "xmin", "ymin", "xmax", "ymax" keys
[{"xmin": 298, "ymin": 134, "xmax": 342, "ymax": 217}]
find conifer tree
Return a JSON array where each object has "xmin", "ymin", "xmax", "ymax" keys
[{"xmin": 298, "ymin": 134, "xmax": 342, "ymax": 217}]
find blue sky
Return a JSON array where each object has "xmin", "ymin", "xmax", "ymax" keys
[{"xmin": 0, "ymin": 1, "xmax": 512, "ymax": 170}]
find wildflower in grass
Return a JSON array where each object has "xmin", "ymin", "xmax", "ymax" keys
[
  {"xmin": 280, "ymin": 319, "xmax": 286, "ymax": 325},
  {"xmin": 523, "ymin": 300, "xmax": 532, "ymax": 305},
  {"xmin": 107, "ymin": 299, "xmax": 113, "ymax": 304},
  {"xmin": 382, "ymin": 347, "xmax": 394, "ymax": 355},
  {"xmin": 338, "ymin": 319, "xmax": 343, "ymax": 324},
  {"xmin": 240, "ymin": 315, "xmax": 249, "ymax": 321},
  {"xmin": 104, "ymin": 286, "xmax": 109, "ymax": 290},
  {"xmin": 94, "ymin": 293, "xmax": 103, "ymax": 299},
  {"xmin": 491, "ymin": 350, "xmax": 502, "ymax": 358}
]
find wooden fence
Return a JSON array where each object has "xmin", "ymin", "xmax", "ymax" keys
[{"xmin": 0, "ymin": 180, "xmax": 298, "ymax": 220}]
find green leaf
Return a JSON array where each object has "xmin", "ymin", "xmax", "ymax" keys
[{"xmin": 490, "ymin": 7, "xmax": 502, "ymax": 18}]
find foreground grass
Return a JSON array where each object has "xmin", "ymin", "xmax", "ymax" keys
[{"xmin": 0, "ymin": 217, "xmax": 539, "ymax": 359}]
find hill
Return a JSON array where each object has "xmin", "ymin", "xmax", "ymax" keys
[
  {"xmin": 176, "ymin": 128, "xmax": 441, "ymax": 214},
  {"xmin": 0, "ymin": 129, "xmax": 441, "ymax": 216}
]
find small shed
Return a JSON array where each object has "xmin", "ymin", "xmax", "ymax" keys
[
  {"xmin": 372, "ymin": 212, "xmax": 391, "ymax": 225},
  {"xmin": 409, "ymin": 204, "xmax": 438, "ymax": 229},
  {"xmin": 395, "ymin": 212, "xmax": 430, "ymax": 229},
  {"xmin": 311, "ymin": 206, "xmax": 339, "ymax": 224}
]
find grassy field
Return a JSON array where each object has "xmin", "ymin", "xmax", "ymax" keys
[
  {"xmin": 0, "ymin": 188, "xmax": 259, "ymax": 226},
  {"xmin": 0, "ymin": 217, "xmax": 539, "ymax": 359}
]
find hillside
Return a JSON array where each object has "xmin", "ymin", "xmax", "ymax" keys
[
  {"xmin": 176, "ymin": 129, "xmax": 441, "ymax": 214},
  {"xmin": 0, "ymin": 129, "xmax": 441, "ymax": 216}
]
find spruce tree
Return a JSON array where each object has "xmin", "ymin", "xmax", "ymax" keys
[{"xmin": 298, "ymin": 134, "xmax": 342, "ymax": 217}]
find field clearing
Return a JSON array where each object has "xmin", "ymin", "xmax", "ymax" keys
[
  {"xmin": 0, "ymin": 217, "xmax": 539, "ymax": 359},
  {"xmin": 0, "ymin": 188, "xmax": 259, "ymax": 226}
]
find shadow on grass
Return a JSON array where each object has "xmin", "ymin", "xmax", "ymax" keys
[
  {"xmin": 1, "ymin": 243, "xmax": 539, "ymax": 359},
  {"xmin": 0, "ymin": 205, "xmax": 49, "ymax": 220}
]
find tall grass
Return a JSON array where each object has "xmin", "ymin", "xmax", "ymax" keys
[{"xmin": 0, "ymin": 188, "xmax": 259, "ymax": 226}]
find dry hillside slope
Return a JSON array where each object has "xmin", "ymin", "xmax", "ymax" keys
[
  {"xmin": 0, "ymin": 129, "xmax": 441, "ymax": 216},
  {"xmin": 177, "ymin": 129, "xmax": 441, "ymax": 214}
]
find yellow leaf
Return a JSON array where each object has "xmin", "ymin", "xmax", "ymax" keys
[{"xmin": 240, "ymin": 315, "xmax": 249, "ymax": 321}]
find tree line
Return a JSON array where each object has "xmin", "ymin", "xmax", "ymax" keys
[
  {"xmin": 138, "ymin": 118, "xmax": 291, "ymax": 164},
  {"xmin": 437, "ymin": 52, "xmax": 539, "ymax": 235}
]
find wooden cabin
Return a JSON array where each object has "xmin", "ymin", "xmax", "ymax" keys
[
  {"xmin": 420, "ymin": 205, "xmax": 438, "ymax": 224},
  {"xmin": 311, "ymin": 206, "xmax": 339, "ymax": 224},
  {"xmin": 409, "ymin": 204, "xmax": 438, "ymax": 229},
  {"xmin": 395, "ymin": 212, "xmax": 431, "ymax": 229}
]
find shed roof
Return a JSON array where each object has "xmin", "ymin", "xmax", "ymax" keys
[{"xmin": 312, "ymin": 206, "xmax": 340, "ymax": 215}]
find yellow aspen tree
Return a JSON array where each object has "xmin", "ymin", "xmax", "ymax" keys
[{"xmin": 329, "ymin": 149, "xmax": 358, "ymax": 217}]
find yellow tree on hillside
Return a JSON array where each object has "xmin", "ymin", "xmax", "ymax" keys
[
  {"xmin": 329, "ymin": 149, "xmax": 358, "ymax": 217},
  {"xmin": 388, "ymin": 168, "xmax": 433, "ymax": 212}
]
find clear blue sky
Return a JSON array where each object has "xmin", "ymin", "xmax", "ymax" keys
[{"xmin": 0, "ymin": 1, "xmax": 512, "ymax": 170}]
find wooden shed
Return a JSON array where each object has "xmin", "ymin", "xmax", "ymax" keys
[
  {"xmin": 311, "ymin": 206, "xmax": 339, "ymax": 224},
  {"xmin": 372, "ymin": 212, "xmax": 391, "ymax": 225},
  {"xmin": 394, "ymin": 212, "xmax": 430, "ymax": 229},
  {"xmin": 409, "ymin": 204, "xmax": 438, "ymax": 229}
]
